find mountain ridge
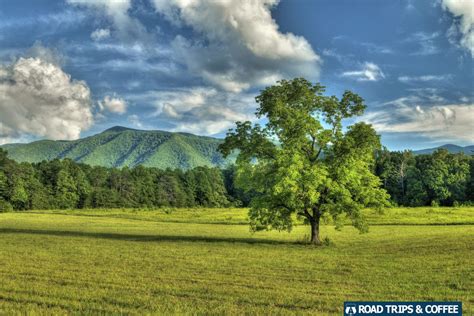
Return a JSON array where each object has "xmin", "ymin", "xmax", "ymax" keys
[
  {"xmin": 412, "ymin": 144, "xmax": 474, "ymax": 155},
  {"xmin": 1, "ymin": 126, "xmax": 472, "ymax": 169},
  {"xmin": 1, "ymin": 126, "xmax": 230, "ymax": 169}
]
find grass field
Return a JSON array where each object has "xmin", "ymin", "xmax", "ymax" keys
[{"xmin": 0, "ymin": 207, "xmax": 473, "ymax": 314}]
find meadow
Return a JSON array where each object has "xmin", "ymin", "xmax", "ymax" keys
[{"xmin": 0, "ymin": 207, "xmax": 472, "ymax": 315}]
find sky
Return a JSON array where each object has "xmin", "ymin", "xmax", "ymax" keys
[{"xmin": 0, "ymin": 0, "xmax": 472, "ymax": 150}]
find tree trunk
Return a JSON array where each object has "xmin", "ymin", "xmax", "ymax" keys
[{"xmin": 310, "ymin": 216, "xmax": 321, "ymax": 245}]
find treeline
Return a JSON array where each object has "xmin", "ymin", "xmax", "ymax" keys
[
  {"xmin": 0, "ymin": 149, "xmax": 231, "ymax": 211},
  {"xmin": 375, "ymin": 149, "xmax": 473, "ymax": 206},
  {"xmin": 0, "ymin": 148, "xmax": 473, "ymax": 211}
]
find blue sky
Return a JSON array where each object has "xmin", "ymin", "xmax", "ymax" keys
[{"xmin": 0, "ymin": 0, "xmax": 472, "ymax": 150}]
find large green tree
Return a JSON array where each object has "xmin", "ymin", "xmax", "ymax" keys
[{"xmin": 219, "ymin": 78, "xmax": 389, "ymax": 244}]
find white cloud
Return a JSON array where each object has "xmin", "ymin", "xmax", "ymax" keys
[
  {"xmin": 98, "ymin": 95, "xmax": 127, "ymax": 114},
  {"xmin": 24, "ymin": 42, "xmax": 65, "ymax": 65},
  {"xmin": 171, "ymin": 106, "xmax": 252, "ymax": 135},
  {"xmin": 0, "ymin": 55, "xmax": 93, "ymax": 144},
  {"xmin": 341, "ymin": 62, "xmax": 385, "ymax": 81},
  {"xmin": 405, "ymin": 32, "xmax": 440, "ymax": 56},
  {"xmin": 91, "ymin": 28, "xmax": 110, "ymax": 41},
  {"xmin": 398, "ymin": 74, "xmax": 452, "ymax": 83},
  {"xmin": 0, "ymin": 9, "xmax": 87, "ymax": 32},
  {"xmin": 153, "ymin": 87, "xmax": 218, "ymax": 116},
  {"xmin": 59, "ymin": 1, "xmax": 319, "ymax": 136},
  {"xmin": 405, "ymin": 0, "xmax": 415, "ymax": 11},
  {"xmin": 65, "ymin": 0, "xmax": 321, "ymax": 140},
  {"xmin": 127, "ymin": 114, "xmax": 143, "ymax": 128},
  {"xmin": 360, "ymin": 42, "xmax": 394, "ymax": 54},
  {"xmin": 151, "ymin": 0, "xmax": 320, "ymax": 92},
  {"xmin": 363, "ymin": 92, "xmax": 474, "ymax": 142},
  {"xmin": 442, "ymin": 0, "xmax": 474, "ymax": 57},
  {"xmin": 151, "ymin": 87, "xmax": 255, "ymax": 135},
  {"xmin": 67, "ymin": 0, "xmax": 150, "ymax": 42}
]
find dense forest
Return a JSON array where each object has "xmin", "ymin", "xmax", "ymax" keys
[
  {"xmin": 375, "ymin": 149, "xmax": 473, "ymax": 207},
  {"xmin": 0, "ymin": 148, "xmax": 472, "ymax": 211},
  {"xmin": 0, "ymin": 149, "xmax": 230, "ymax": 211}
]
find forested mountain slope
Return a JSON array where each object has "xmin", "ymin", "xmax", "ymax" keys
[
  {"xmin": 1, "ymin": 126, "xmax": 229, "ymax": 169},
  {"xmin": 2, "ymin": 126, "xmax": 471, "ymax": 169}
]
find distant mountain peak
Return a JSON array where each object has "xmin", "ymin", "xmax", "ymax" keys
[
  {"xmin": 440, "ymin": 144, "xmax": 463, "ymax": 149},
  {"xmin": 413, "ymin": 144, "xmax": 474, "ymax": 155},
  {"xmin": 1, "ymin": 127, "xmax": 231, "ymax": 169},
  {"xmin": 103, "ymin": 126, "xmax": 137, "ymax": 133}
]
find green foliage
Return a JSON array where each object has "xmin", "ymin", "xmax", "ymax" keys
[
  {"xmin": 0, "ymin": 171, "xmax": 8, "ymax": 199},
  {"xmin": 220, "ymin": 78, "xmax": 389, "ymax": 244},
  {"xmin": 0, "ymin": 199, "xmax": 13, "ymax": 212},
  {"xmin": 0, "ymin": 149, "xmax": 232, "ymax": 210},
  {"xmin": 10, "ymin": 179, "xmax": 29, "ymax": 210},
  {"xmin": 1, "ymin": 127, "xmax": 231, "ymax": 170},
  {"xmin": 375, "ymin": 148, "xmax": 472, "ymax": 206}
]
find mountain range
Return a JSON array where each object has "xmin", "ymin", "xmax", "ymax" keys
[
  {"xmin": 412, "ymin": 144, "xmax": 474, "ymax": 155},
  {"xmin": 1, "ymin": 126, "xmax": 472, "ymax": 169},
  {"xmin": 1, "ymin": 126, "xmax": 230, "ymax": 169}
]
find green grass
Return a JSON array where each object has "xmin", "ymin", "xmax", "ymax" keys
[
  {"xmin": 0, "ymin": 207, "xmax": 473, "ymax": 314},
  {"xmin": 25, "ymin": 206, "xmax": 474, "ymax": 225}
]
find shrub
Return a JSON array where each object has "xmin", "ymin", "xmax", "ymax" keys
[{"xmin": 0, "ymin": 199, "xmax": 13, "ymax": 212}]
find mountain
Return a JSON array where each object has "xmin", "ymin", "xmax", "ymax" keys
[
  {"xmin": 413, "ymin": 144, "xmax": 474, "ymax": 155},
  {"xmin": 2, "ymin": 128, "xmax": 472, "ymax": 169},
  {"xmin": 1, "ymin": 126, "xmax": 231, "ymax": 169}
]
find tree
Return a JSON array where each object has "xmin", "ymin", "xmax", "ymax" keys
[
  {"xmin": 444, "ymin": 152, "xmax": 470, "ymax": 205},
  {"xmin": 186, "ymin": 167, "xmax": 230, "ymax": 207},
  {"xmin": 0, "ymin": 169, "xmax": 13, "ymax": 212},
  {"xmin": 468, "ymin": 158, "xmax": 474, "ymax": 202},
  {"xmin": 0, "ymin": 170, "xmax": 7, "ymax": 199},
  {"xmin": 10, "ymin": 178, "xmax": 29, "ymax": 210},
  {"xmin": 219, "ymin": 78, "xmax": 389, "ymax": 244},
  {"xmin": 56, "ymin": 169, "xmax": 79, "ymax": 209},
  {"xmin": 375, "ymin": 150, "xmax": 415, "ymax": 205}
]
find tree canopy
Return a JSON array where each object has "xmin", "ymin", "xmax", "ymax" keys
[
  {"xmin": 219, "ymin": 78, "xmax": 389, "ymax": 244},
  {"xmin": 0, "ymin": 149, "xmax": 232, "ymax": 211}
]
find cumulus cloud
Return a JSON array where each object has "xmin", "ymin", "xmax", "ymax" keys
[
  {"xmin": 98, "ymin": 95, "xmax": 127, "ymax": 114},
  {"xmin": 151, "ymin": 0, "xmax": 320, "ymax": 92},
  {"xmin": 0, "ymin": 55, "xmax": 94, "ymax": 144},
  {"xmin": 152, "ymin": 87, "xmax": 255, "ymax": 135},
  {"xmin": 63, "ymin": 0, "xmax": 320, "ymax": 134},
  {"xmin": 341, "ymin": 62, "xmax": 385, "ymax": 81},
  {"xmin": 363, "ymin": 92, "xmax": 474, "ymax": 142},
  {"xmin": 442, "ymin": 0, "xmax": 474, "ymax": 57},
  {"xmin": 91, "ymin": 28, "xmax": 111, "ymax": 41}
]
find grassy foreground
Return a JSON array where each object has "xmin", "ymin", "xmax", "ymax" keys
[{"xmin": 0, "ymin": 207, "xmax": 473, "ymax": 314}]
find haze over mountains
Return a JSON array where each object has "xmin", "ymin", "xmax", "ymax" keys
[
  {"xmin": 412, "ymin": 144, "xmax": 474, "ymax": 155},
  {"xmin": 1, "ymin": 126, "xmax": 472, "ymax": 169}
]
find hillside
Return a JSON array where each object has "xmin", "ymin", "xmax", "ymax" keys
[
  {"xmin": 2, "ymin": 127, "xmax": 472, "ymax": 169},
  {"xmin": 1, "ymin": 126, "xmax": 229, "ymax": 169},
  {"xmin": 413, "ymin": 144, "xmax": 474, "ymax": 155}
]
